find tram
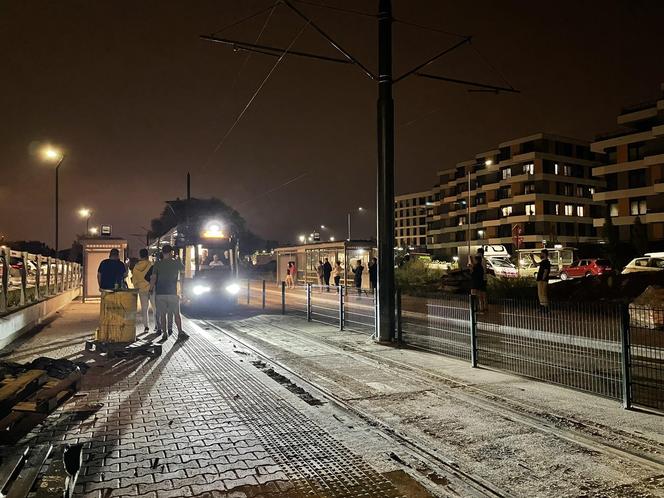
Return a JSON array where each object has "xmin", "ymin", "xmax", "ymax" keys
[{"xmin": 152, "ymin": 219, "xmax": 241, "ymax": 311}]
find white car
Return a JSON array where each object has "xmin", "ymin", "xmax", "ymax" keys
[
  {"xmin": 486, "ymin": 257, "xmax": 518, "ymax": 278},
  {"xmin": 621, "ymin": 255, "xmax": 664, "ymax": 274}
]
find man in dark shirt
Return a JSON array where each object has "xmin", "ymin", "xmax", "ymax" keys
[
  {"xmin": 97, "ymin": 248, "xmax": 127, "ymax": 291},
  {"xmin": 536, "ymin": 249, "xmax": 551, "ymax": 310},
  {"xmin": 368, "ymin": 257, "xmax": 378, "ymax": 293},
  {"xmin": 322, "ymin": 258, "xmax": 332, "ymax": 291}
]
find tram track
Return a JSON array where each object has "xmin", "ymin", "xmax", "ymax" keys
[
  {"xmin": 199, "ymin": 315, "xmax": 664, "ymax": 477},
  {"xmin": 197, "ymin": 318, "xmax": 510, "ymax": 498}
]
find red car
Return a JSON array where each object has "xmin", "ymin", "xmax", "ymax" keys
[{"xmin": 559, "ymin": 258, "xmax": 612, "ymax": 280}]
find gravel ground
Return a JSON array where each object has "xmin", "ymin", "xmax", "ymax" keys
[{"xmin": 209, "ymin": 312, "xmax": 664, "ymax": 498}]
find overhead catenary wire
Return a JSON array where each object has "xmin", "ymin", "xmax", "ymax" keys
[
  {"xmin": 290, "ymin": 0, "xmax": 376, "ymax": 18},
  {"xmin": 200, "ymin": 18, "xmax": 311, "ymax": 174}
]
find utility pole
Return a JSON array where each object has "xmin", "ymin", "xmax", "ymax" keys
[
  {"xmin": 202, "ymin": 0, "xmax": 518, "ymax": 343},
  {"xmin": 376, "ymin": 0, "xmax": 395, "ymax": 342}
]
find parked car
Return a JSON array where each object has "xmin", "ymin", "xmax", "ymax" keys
[
  {"xmin": 486, "ymin": 257, "xmax": 518, "ymax": 278},
  {"xmin": 622, "ymin": 254, "xmax": 664, "ymax": 274},
  {"xmin": 559, "ymin": 258, "xmax": 612, "ymax": 280}
]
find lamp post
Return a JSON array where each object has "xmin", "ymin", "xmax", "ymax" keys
[
  {"xmin": 89, "ymin": 227, "xmax": 99, "ymax": 236},
  {"xmin": 41, "ymin": 147, "xmax": 65, "ymax": 254},
  {"xmin": 347, "ymin": 207, "xmax": 366, "ymax": 241},
  {"xmin": 79, "ymin": 208, "xmax": 92, "ymax": 235}
]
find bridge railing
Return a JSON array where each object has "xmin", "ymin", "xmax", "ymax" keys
[{"xmin": 0, "ymin": 247, "xmax": 82, "ymax": 315}]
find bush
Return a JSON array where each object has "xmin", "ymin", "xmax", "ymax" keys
[
  {"xmin": 487, "ymin": 276, "xmax": 537, "ymax": 300},
  {"xmin": 396, "ymin": 259, "xmax": 444, "ymax": 296}
]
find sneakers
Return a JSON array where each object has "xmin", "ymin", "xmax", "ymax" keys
[
  {"xmin": 144, "ymin": 326, "xmax": 150, "ymax": 333},
  {"xmin": 177, "ymin": 331, "xmax": 189, "ymax": 342},
  {"xmin": 160, "ymin": 331, "xmax": 169, "ymax": 342}
]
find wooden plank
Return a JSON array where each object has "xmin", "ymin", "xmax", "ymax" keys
[
  {"xmin": 0, "ymin": 370, "xmax": 47, "ymax": 403},
  {"xmin": 13, "ymin": 370, "xmax": 81, "ymax": 413},
  {"xmin": 0, "ymin": 413, "xmax": 46, "ymax": 445},
  {"xmin": 5, "ymin": 444, "xmax": 52, "ymax": 498}
]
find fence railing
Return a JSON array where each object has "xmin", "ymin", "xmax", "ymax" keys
[
  {"xmin": 239, "ymin": 279, "xmax": 376, "ymax": 335},
  {"xmin": 0, "ymin": 247, "xmax": 82, "ymax": 315},
  {"xmin": 236, "ymin": 279, "xmax": 664, "ymax": 412}
]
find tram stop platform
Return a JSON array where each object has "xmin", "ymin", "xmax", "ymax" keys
[{"xmin": 1, "ymin": 299, "xmax": 663, "ymax": 498}]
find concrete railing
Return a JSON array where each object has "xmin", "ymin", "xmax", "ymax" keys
[{"xmin": 0, "ymin": 246, "xmax": 82, "ymax": 315}]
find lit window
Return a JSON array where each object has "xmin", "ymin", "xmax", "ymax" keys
[
  {"xmin": 576, "ymin": 205, "xmax": 584, "ymax": 217},
  {"xmin": 502, "ymin": 168, "xmax": 512, "ymax": 180},
  {"xmin": 523, "ymin": 163, "xmax": 534, "ymax": 175},
  {"xmin": 564, "ymin": 204, "xmax": 573, "ymax": 216},
  {"xmin": 609, "ymin": 202, "xmax": 619, "ymax": 217},
  {"xmin": 458, "ymin": 216, "xmax": 466, "ymax": 226},
  {"xmin": 630, "ymin": 199, "xmax": 647, "ymax": 215},
  {"xmin": 501, "ymin": 206, "xmax": 513, "ymax": 217},
  {"xmin": 589, "ymin": 187, "xmax": 595, "ymax": 195},
  {"xmin": 555, "ymin": 204, "xmax": 560, "ymax": 215},
  {"xmin": 554, "ymin": 163, "xmax": 559, "ymax": 175},
  {"xmin": 525, "ymin": 204, "xmax": 536, "ymax": 216},
  {"xmin": 524, "ymin": 183, "xmax": 536, "ymax": 194}
]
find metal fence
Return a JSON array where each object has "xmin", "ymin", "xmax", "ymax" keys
[
  {"xmin": 236, "ymin": 279, "xmax": 664, "ymax": 411},
  {"xmin": 0, "ymin": 247, "xmax": 82, "ymax": 315}
]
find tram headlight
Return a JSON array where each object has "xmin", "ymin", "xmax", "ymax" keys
[
  {"xmin": 225, "ymin": 283, "xmax": 240, "ymax": 295},
  {"xmin": 192, "ymin": 285, "xmax": 211, "ymax": 296}
]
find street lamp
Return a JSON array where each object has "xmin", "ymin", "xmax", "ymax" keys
[
  {"xmin": 89, "ymin": 226, "xmax": 99, "ymax": 236},
  {"xmin": 347, "ymin": 207, "xmax": 367, "ymax": 240},
  {"xmin": 298, "ymin": 234, "xmax": 306, "ymax": 244},
  {"xmin": 40, "ymin": 146, "xmax": 65, "ymax": 254},
  {"xmin": 79, "ymin": 208, "xmax": 92, "ymax": 235}
]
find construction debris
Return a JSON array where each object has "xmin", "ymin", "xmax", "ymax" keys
[
  {"xmin": 0, "ymin": 444, "xmax": 82, "ymax": 498},
  {"xmin": 0, "ymin": 358, "xmax": 85, "ymax": 444}
]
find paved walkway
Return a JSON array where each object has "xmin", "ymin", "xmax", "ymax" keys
[
  {"xmin": 4, "ymin": 302, "xmax": 436, "ymax": 498},
  {"xmin": 4, "ymin": 300, "xmax": 664, "ymax": 497}
]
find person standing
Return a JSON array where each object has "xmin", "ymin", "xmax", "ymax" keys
[
  {"xmin": 315, "ymin": 260, "xmax": 325, "ymax": 291},
  {"xmin": 332, "ymin": 260, "xmax": 343, "ymax": 288},
  {"xmin": 131, "ymin": 248, "xmax": 153, "ymax": 332},
  {"xmin": 209, "ymin": 254, "xmax": 224, "ymax": 268},
  {"xmin": 476, "ymin": 248, "xmax": 488, "ymax": 311},
  {"xmin": 150, "ymin": 244, "xmax": 188, "ymax": 341},
  {"xmin": 368, "ymin": 257, "xmax": 377, "ymax": 293},
  {"xmin": 351, "ymin": 259, "xmax": 364, "ymax": 296},
  {"xmin": 536, "ymin": 249, "xmax": 551, "ymax": 311},
  {"xmin": 322, "ymin": 258, "xmax": 332, "ymax": 291},
  {"xmin": 285, "ymin": 262, "xmax": 294, "ymax": 288},
  {"xmin": 97, "ymin": 248, "xmax": 127, "ymax": 291},
  {"xmin": 289, "ymin": 261, "xmax": 298, "ymax": 288},
  {"xmin": 470, "ymin": 255, "xmax": 485, "ymax": 311}
]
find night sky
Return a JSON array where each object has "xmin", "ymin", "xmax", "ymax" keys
[{"xmin": 2, "ymin": 1, "xmax": 664, "ymax": 250}]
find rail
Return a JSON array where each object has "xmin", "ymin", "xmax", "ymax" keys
[{"xmin": 0, "ymin": 247, "xmax": 82, "ymax": 315}]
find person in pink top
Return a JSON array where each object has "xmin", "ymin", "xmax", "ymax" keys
[{"xmin": 289, "ymin": 261, "xmax": 297, "ymax": 288}]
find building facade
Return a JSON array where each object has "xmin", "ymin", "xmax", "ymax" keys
[
  {"xmin": 428, "ymin": 133, "xmax": 605, "ymax": 259},
  {"xmin": 591, "ymin": 83, "xmax": 664, "ymax": 242},
  {"xmin": 394, "ymin": 190, "xmax": 434, "ymax": 250}
]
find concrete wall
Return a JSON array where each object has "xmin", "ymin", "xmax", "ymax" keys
[{"xmin": 0, "ymin": 287, "xmax": 81, "ymax": 350}]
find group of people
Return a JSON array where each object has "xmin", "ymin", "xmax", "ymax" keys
[
  {"xmin": 469, "ymin": 247, "xmax": 551, "ymax": 311},
  {"xmin": 97, "ymin": 244, "xmax": 188, "ymax": 342},
  {"xmin": 311, "ymin": 257, "xmax": 377, "ymax": 295}
]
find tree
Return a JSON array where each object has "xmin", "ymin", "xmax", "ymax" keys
[
  {"xmin": 631, "ymin": 216, "xmax": 649, "ymax": 256},
  {"xmin": 602, "ymin": 214, "xmax": 620, "ymax": 267},
  {"xmin": 148, "ymin": 197, "xmax": 268, "ymax": 255}
]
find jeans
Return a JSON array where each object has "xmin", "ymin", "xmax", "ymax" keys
[{"xmin": 138, "ymin": 290, "xmax": 153, "ymax": 329}]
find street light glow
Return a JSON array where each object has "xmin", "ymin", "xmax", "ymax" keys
[
  {"xmin": 485, "ymin": 159, "xmax": 493, "ymax": 166},
  {"xmin": 78, "ymin": 208, "xmax": 91, "ymax": 218},
  {"xmin": 320, "ymin": 225, "xmax": 326, "ymax": 229},
  {"xmin": 329, "ymin": 236, "xmax": 335, "ymax": 241},
  {"xmin": 358, "ymin": 207, "xmax": 364, "ymax": 212},
  {"xmin": 41, "ymin": 146, "xmax": 63, "ymax": 162},
  {"xmin": 298, "ymin": 234, "xmax": 306, "ymax": 243},
  {"xmin": 89, "ymin": 227, "xmax": 99, "ymax": 235}
]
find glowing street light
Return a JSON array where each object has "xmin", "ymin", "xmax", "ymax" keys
[
  {"xmin": 78, "ymin": 207, "xmax": 92, "ymax": 235},
  {"xmin": 39, "ymin": 145, "xmax": 66, "ymax": 253},
  {"xmin": 89, "ymin": 226, "xmax": 99, "ymax": 236},
  {"xmin": 329, "ymin": 236, "xmax": 335, "ymax": 242},
  {"xmin": 298, "ymin": 234, "xmax": 306, "ymax": 243}
]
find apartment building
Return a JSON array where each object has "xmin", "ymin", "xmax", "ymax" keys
[
  {"xmin": 428, "ymin": 133, "xmax": 605, "ymax": 259},
  {"xmin": 591, "ymin": 83, "xmax": 664, "ymax": 241},
  {"xmin": 394, "ymin": 190, "xmax": 434, "ymax": 250}
]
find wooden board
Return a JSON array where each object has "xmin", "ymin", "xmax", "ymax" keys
[
  {"xmin": 13, "ymin": 369, "xmax": 82, "ymax": 413},
  {"xmin": 0, "ymin": 370, "xmax": 48, "ymax": 418}
]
